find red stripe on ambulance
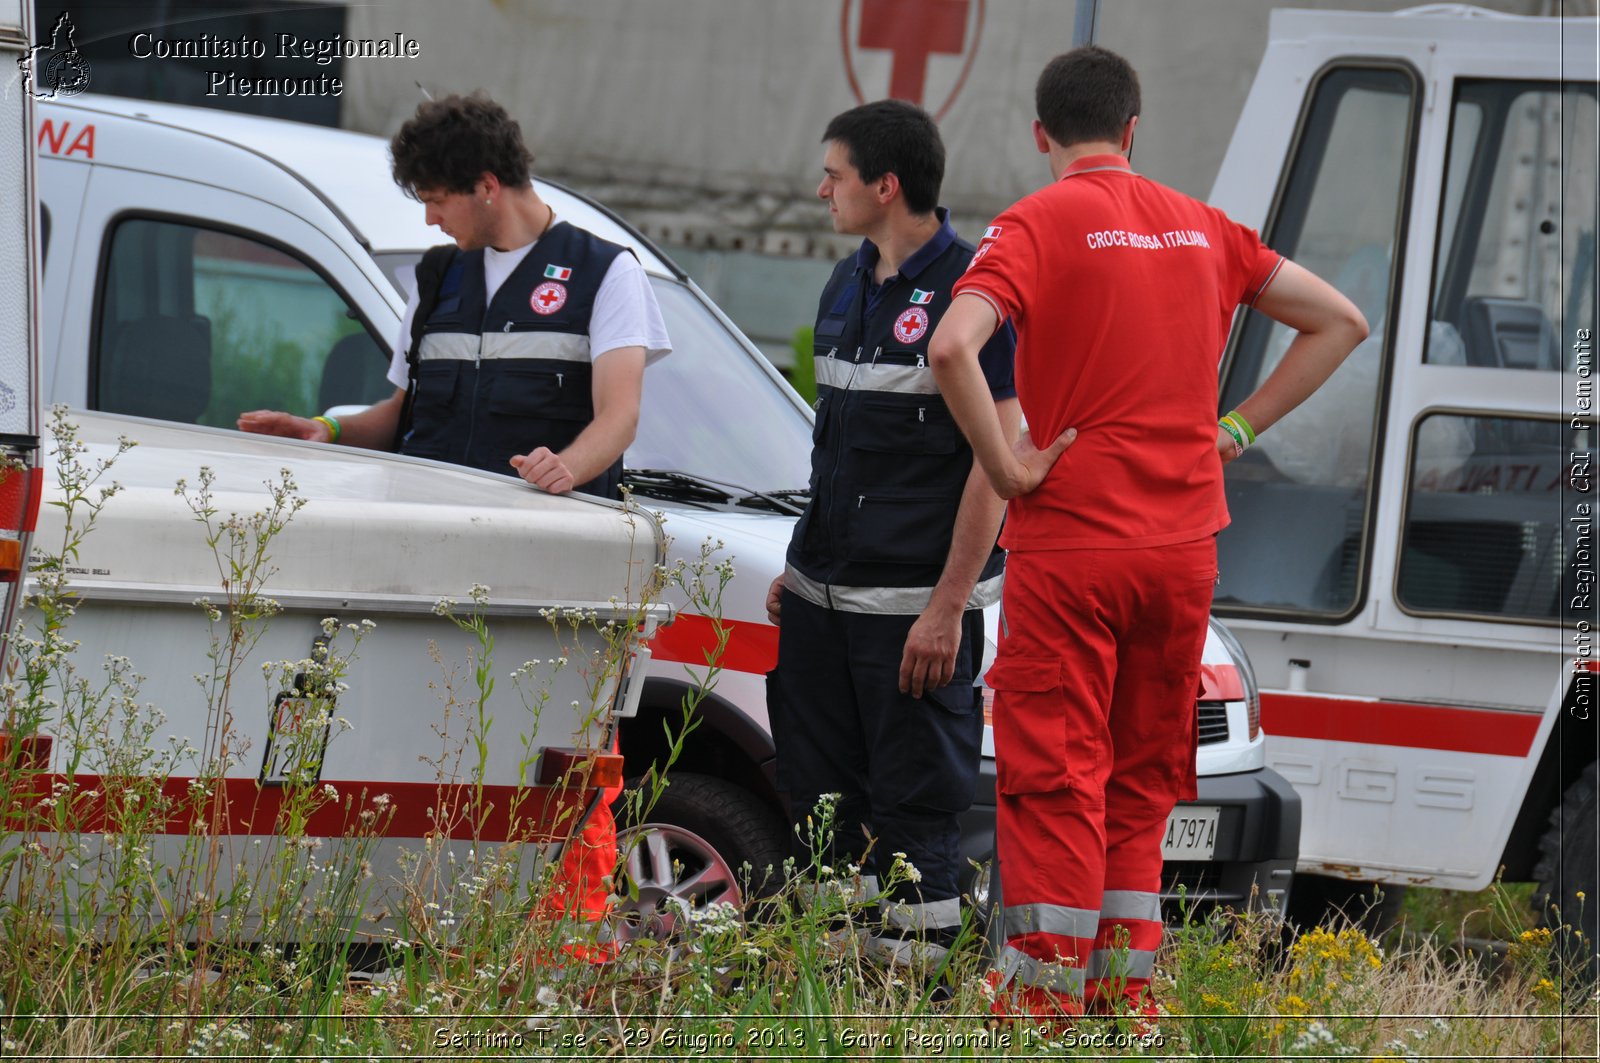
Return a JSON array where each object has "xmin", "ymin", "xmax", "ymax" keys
[
  {"xmin": 1261, "ymin": 692, "xmax": 1540, "ymax": 757},
  {"xmin": 649, "ymin": 613, "xmax": 779, "ymax": 676}
]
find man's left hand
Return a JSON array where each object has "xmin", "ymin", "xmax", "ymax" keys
[
  {"xmin": 899, "ymin": 605, "xmax": 962, "ymax": 698},
  {"xmin": 510, "ymin": 447, "xmax": 577, "ymax": 494}
]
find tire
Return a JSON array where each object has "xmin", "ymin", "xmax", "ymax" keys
[
  {"xmin": 1532, "ymin": 760, "xmax": 1599, "ymax": 984},
  {"xmin": 616, "ymin": 772, "xmax": 788, "ymax": 898},
  {"xmin": 1285, "ymin": 874, "xmax": 1407, "ymax": 937}
]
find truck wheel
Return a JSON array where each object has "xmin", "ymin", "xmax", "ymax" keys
[
  {"xmin": 1533, "ymin": 760, "xmax": 1599, "ymax": 984},
  {"xmin": 1286, "ymin": 874, "xmax": 1407, "ymax": 937},
  {"xmin": 612, "ymin": 772, "xmax": 787, "ymax": 939}
]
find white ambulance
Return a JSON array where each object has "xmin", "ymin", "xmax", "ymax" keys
[
  {"xmin": 1209, "ymin": 6, "xmax": 1597, "ymax": 943},
  {"xmin": 32, "ymin": 91, "xmax": 1293, "ymax": 924}
]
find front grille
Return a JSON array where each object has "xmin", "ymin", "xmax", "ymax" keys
[
  {"xmin": 1161, "ymin": 861, "xmax": 1222, "ymax": 901},
  {"xmin": 1197, "ymin": 702, "xmax": 1229, "ymax": 745}
]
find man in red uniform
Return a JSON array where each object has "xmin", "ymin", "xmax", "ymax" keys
[{"xmin": 928, "ymin": 46, "xmax": 1367, "ymax": 1021}]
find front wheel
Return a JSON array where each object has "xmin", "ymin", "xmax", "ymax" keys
[{"xmin": 611, "ymin": 773, "xmax": 788, "ymax": 942}]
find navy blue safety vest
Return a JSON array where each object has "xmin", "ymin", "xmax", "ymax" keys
[
  {"xmin": 784, "ymin": 233, "xmax": 1004, "ymax": 614},
  {"xmin": 399, "ymin": 223, "xmax": 626, "ymax": 498}
]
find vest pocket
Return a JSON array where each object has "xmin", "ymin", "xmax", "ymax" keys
[
  {"xmin": 849, "ymin": 399, "xmax": 958, "ymax": 454},
  {"xmin": 404, "ymin": 361, "xmax": 460, "ymax": 459},
  {"xmin": 844, "ymin": 490, "xmax": 955, "ymax": 566},
  {"xmin": 487, "ymin": 365, "xmax": 590, "ymax": 421}
]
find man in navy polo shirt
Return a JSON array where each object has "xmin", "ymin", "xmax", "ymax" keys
[{"xmin": 766, "ymin": 100, "xmax": 1055, "ymax": 972}]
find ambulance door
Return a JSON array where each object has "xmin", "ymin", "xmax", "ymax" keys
[
  {"xmin": 60, "ymin": 167, "xmax": 396, "ymax": 428},
  {"xmin": 1374, "ymin": 52, "xmax": 1596, "ymax": 886},
  {"xmin": 1212, "ymin": 58, "xmax": 1437, "ymax": 884}
]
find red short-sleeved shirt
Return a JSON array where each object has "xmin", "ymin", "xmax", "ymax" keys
[{"xmin": 954, "ymin": 154, "xmax": 1282, "ymax": 551}]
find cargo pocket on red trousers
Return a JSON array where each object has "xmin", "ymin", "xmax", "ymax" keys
[{"xmin": 984, "ymin": 655, "xmax": 1072, "ymax": 796}]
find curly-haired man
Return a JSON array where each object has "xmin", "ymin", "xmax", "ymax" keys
[{"xmin": 241, "ymin": 91, "xmax": 669, "ymax": 499}]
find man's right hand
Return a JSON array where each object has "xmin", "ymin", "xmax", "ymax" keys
[
  {"xmin": 237, "ymin": 410, "xmax": 331, "ymax": 442},
  {"xmin": 765, "ymin": 575, "xmax": 784, "ymax": 626},
  {"xmin": 1002, "ymin": 426, "xmax": 1077, "ymax": 498}
]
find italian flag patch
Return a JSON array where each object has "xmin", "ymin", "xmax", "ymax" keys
[
  {"xmin": 910, "ymin": 289, "xmax": 934, "ymax": 304},
  {"xmin": 982, "ymin": 225, "xmax": 1003, "ymax": 240},
  {"xmin": 544, "ymin": 265, "xmax": 573, "ymax": 280}
]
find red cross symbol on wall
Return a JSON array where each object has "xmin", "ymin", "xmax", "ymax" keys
[{"xmin": 857, "ymin": 0, "xmax": 971, "ymax": 105}]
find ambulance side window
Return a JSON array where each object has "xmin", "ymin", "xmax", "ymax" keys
[
  {"xmin": 1426, "ymin": 82, "xmax": 1597, "ymax": 370},
  {"xmin": 1215, "ymin": 66, "xmax": 1419, "ymax": 619},
  {"xmin": 92, "ymin": 217, "xmax": 392, "ymax": 429},
  {"xmin": 1397, "ymin": 414, "xmax": 1568, "ymax": 623}
]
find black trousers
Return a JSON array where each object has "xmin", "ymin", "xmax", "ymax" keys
[{"xmin": 768, "ymin": 589, "xmax": 984, "ymax": 919}]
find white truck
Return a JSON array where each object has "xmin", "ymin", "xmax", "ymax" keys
[
  {"xmin": 30, "ymin": 90, "xmax": 1293, "ymax": 923},
  {"xmin": 1209, "ymin": 6, "xmax": 1597, "ymax": 945}
]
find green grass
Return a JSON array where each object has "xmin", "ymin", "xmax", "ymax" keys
[
  {"xmin": 2, "ymin": 412, "xmax": 1594, "ymax": 1058},
  {"xmin": 1398, "ymin": 880, "xmax": 1539, "ymax": 943}
]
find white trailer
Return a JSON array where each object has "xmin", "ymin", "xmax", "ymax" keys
[{"xmin": 0, "ymin": 0, "xmax": 43, "ymax": 658}]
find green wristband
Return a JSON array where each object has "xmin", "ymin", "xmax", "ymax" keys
[
  {"xmin": 1222, "ymin": 410, "xmax": 1256, "ymax": 445},
  {"xmin": 1219, "ymin": 418, "xmax": 1247, "ymax": 452},
  {"xmin": 312, "ymin": 415, "xmax": 342, "ymax": 443}
]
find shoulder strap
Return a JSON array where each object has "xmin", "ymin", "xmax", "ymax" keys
[{"xmin": 393, "ymin": 243, "xmax": 460, "ymax": 451}]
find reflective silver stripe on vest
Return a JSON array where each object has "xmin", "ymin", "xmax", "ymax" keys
[
  {"xmin": 1099, "ymin": 890, "xmax": 1162, "ymax": 923},
  {"xmin": 1087, "ymin": 947, "xmax": 1157, "ymax": 981},
  {"xmin": 418, "ymin": 331, "xmax": 591, "ymax": 362},
  {"xmin": 785, "ymin": 564, "xmax": 1003, "ymax": 616},
  {"xmin": 814, "ymin": 356, "xmax": 939, "ymax": 395},
  {"xmin": 882, "ymin": 896, "xmax": 962, "ymax": 932},
  {"xmin": 417, "ymin": 332, "xmax": 477, "ymax": 363},
  {"xmin": 866, "ymin": 935, "xmax": 951, "ymax": 968},
  {"xmin": 1002, "ymin": 902, "xmax": 1099, "ymax": 942},
  {"xmin": 481, "ymin": 331, "xmax": 590, "ymax": 362},
  {"xmin": 995, "ymin": 945, "xmax": 1086, "ymax": 994}
]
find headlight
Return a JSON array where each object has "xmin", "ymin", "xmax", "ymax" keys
[{"xmin": 1209, "ymin": 617, "xmax": 1261, "ymax": 740}]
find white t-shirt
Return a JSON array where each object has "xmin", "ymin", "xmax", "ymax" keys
[{"xmin": 385, "ymin": 221, "xmax": 672, "ymax": 389}]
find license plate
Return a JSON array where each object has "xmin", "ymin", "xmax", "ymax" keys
[{"xmin": 1162, "ymin": 805, "xmax": 1220, "ymax": 860}]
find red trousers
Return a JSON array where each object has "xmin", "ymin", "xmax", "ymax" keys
[{"xmin": 986, "ymin": 539, "xmax": 1215, "ymax": 1017}]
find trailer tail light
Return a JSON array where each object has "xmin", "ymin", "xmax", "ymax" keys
[
  {"xmin": 537, "ymin": 747, "xmax": 625, "ymax": 791},
  {"xmin": 0, "ymin": 462, "xmax": 42, "ymax": 582}
]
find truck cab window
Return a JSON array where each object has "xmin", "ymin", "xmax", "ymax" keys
[
  {"xmin": 1216, "ymin": 66, "xmax": 1418, "ymax": 618},
  {"xmin": 1426, "ymin": 82, "xmax": 1597, "ymax": 371},
  {"xmin": 1398, "ymin": 414, "xmax": 1569, "ymax": 623},
  {"xmin": 93, "ymin": 218, "xmax": 391, "ymax": 428}
]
